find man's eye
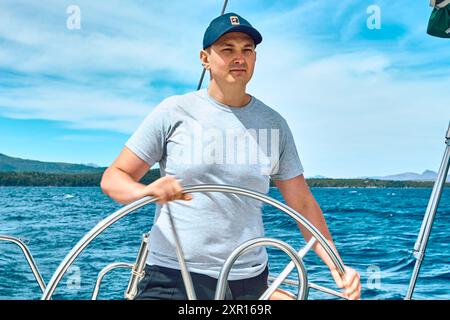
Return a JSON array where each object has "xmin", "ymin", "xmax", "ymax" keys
[{"xmin": 223, "ymin": 48, "xmax": 232, "ymax": 52}]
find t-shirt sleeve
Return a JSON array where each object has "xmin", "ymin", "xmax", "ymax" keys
[
  {"xmin": 125, "ymin": 98, "xmax": 173, "ymax": 166},
  {"xmin": 270, "ymin": 119, "xmax": 304, "ymax": 181}
]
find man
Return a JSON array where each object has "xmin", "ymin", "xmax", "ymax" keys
[{"xmin": 101, "ymin": 12, "xmax": 361, "ymax": 300}]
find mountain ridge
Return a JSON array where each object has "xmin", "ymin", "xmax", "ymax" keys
[
  {"xmin": 1, "ymin": 153, "xmax": 448, "ymax": 181},
  {"xmin": 0, "ymin": 153, "xmax": 105, "ymax": 174}
]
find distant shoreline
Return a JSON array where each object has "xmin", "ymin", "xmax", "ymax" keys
[{"xmin": 0, "ymin": 171, "xmax": 446, "ymax": 188}]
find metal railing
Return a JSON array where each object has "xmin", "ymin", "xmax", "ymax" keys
[
  {"xmin": 0, "ymin": 235, "xmax": 46, "ymax": 293},
  {"xmin": 405, "ymin": 122, "xmax": 450, "ymax": 299},
  {"xmin": 91, "ymin": 262, "xmax": 133, "ymax": 300},
  {"xmin": 91, "ymin": 232, "xmax": 150, "ymax": 300}
]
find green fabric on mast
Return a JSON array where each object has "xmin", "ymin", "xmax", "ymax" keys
[{"xmin": 427, "ymin": 0, "xmax": 450, "ymax": 38}]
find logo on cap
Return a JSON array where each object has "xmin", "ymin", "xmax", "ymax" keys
[{"xmin": 230, "ymin": 16, "xmax": 240, "ymax": 25}]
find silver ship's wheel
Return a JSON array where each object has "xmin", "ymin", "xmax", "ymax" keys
[{"xmin": 41, "ymin": 184, "xmax": 347, "ymax": 300}]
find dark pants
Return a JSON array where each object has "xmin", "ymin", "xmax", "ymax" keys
[{"xmin": 134, "ymin": 264, "xmax": 269, "ymax": 300}]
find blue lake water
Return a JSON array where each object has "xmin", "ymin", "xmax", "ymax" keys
[{"xmin": 0, "ymin": 186, "xmax": 448, "ymax": 300}]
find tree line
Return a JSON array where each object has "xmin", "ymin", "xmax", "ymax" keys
[{"xmin": 0, "ymin": 171, "xmax": 443, "ymax": 188}]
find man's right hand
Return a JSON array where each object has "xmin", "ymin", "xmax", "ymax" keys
[{"xmin": 139, "ymin": 176, "xmax": 193, "ymax": 204}]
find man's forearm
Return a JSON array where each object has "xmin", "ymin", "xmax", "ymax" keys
[
  {"xmin": 100, "ymin": 167, "xmax": 147, "ymax": 205},
  {"xmin": 287, "ymin": 196, "xmax": 344, "ymax": 271}
]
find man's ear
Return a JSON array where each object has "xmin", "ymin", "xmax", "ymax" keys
[{"xmin": 200, "ymin": 49, "xmax": 210, "ymax": 70}]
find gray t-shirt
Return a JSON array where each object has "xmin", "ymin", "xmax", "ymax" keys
[{"xmin": 125, "ymin": 89, "xmax": 304, "ymax": 280}]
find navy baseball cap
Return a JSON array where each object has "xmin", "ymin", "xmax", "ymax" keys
[{"xmin": 203, "ymin": 13, "xmax": 263, "ymax": 49}]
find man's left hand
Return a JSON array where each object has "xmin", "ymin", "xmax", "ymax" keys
[{"xmin": 331, "ymin": 266, "xmax": 361, "ymax": 300}]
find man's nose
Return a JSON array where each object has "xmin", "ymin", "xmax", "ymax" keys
[{"xmin": 232, "ymin": 54, "xmax": 245, "ymax": 64}]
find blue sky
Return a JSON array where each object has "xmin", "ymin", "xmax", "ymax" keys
[{"xmin": 0, "ymin": 0, "xmax": 449, "ymax": 178}]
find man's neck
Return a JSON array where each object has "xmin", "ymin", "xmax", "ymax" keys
[{"xmin": 207, "ymin": 81, "xmax": 251, "ymax": 108}]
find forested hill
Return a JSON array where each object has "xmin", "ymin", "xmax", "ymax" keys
[
  {"xmin": 0, "ymin": 153, "xmax": 446, "ymax": 187},
  {"xmin": 0, "ymin": 171, "xmax": 444, "ymax": 188},
  {"xmin": 0, "ymin": 153, "xmax": 105, "ymax": 174}
]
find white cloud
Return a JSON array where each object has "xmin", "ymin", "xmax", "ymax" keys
[
  {"xmin": 250, "ymin": 44, "xmax": 449, "ymax": 177},
  {"xmin": 54, "ymin": 134, "xmax": 112, "ymax": 142},
  {"xmin": 0, "ymin": 83, "xmax": 157, "ymax": 132},
  {"xmin": 0, "ymin": 1, "xmax": 211, "ymax": 131}
]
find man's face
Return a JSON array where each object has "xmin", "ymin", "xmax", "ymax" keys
[{"xmin": 201, "ymin": 32, "xmax": 256, "ymax": 87}]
